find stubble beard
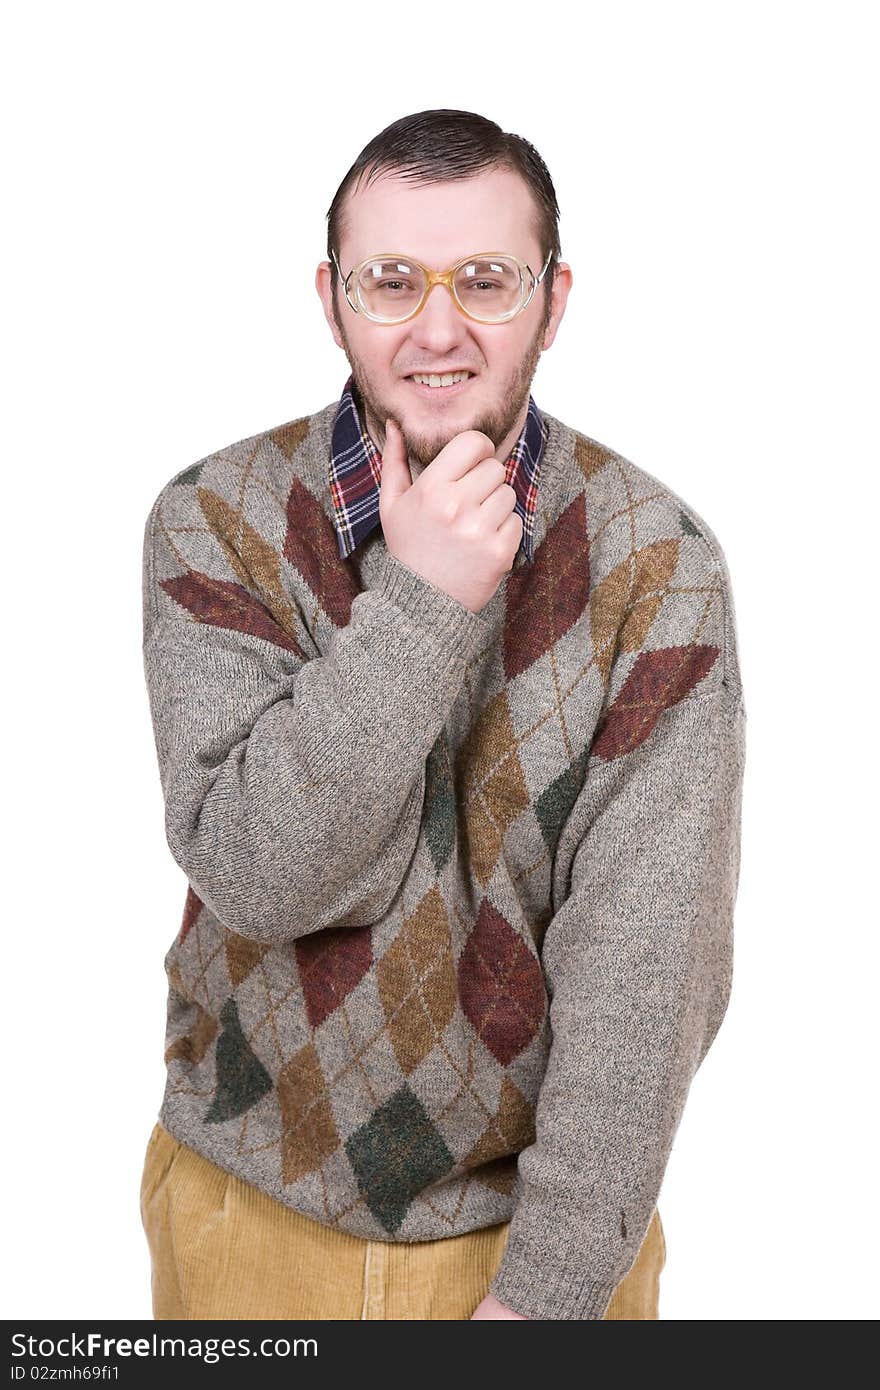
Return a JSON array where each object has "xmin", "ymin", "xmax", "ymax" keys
[{"xmin": 332, "ymin": 294, "xmax": 549, "ymax": 473}]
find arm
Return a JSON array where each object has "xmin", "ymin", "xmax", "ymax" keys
[
  {"xmin": 487, "ymin": 545, "xmax": 746, "ymax": 1321},
  {"xmin": 142, "ymin": 470, "xmax": 493, "ymax": 946}
]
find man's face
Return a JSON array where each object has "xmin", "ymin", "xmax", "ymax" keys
[{"xmin": 316, "ymin": 166, "xmax": 570, "ymax": 474}]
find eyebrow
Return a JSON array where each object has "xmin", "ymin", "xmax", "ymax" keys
[{"xmin": 351, "ymin": 249, "xmax": 520, "ymax": 267}]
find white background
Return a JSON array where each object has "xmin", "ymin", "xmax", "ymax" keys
[{"xmin": 3, "ymin": 0, "xmax": 877, "ymax": 1321}]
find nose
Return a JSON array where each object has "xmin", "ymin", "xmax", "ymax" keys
[{"xmin": 408, "ymin": 281, "xmax": 472, "ymax": 353}]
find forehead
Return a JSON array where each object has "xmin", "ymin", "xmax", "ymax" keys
[{"xmin": 339, "ymin": 166, "xmax": 542, "ymax": 269}]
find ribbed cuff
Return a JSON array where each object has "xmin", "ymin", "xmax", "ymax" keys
[
  {"xmin": 489, "ymin": 1248, "xmax": 617, "ymax": 1321},
  {"xmin": 374, "ymin": 546, "xmax": 494, "ymax": 661}
]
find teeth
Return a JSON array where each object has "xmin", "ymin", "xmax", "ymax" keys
[{"xmin": 412, "ymin": 371, "xmax": 471, "ymax": 387}]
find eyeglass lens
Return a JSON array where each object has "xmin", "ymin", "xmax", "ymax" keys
[{"xmin": 355, "ymin": 257, "xmax": 525, "ymax": 322}]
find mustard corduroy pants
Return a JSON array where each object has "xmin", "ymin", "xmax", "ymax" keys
[{"xmin": 140, "ymin": 1121, "xmax": 666, "ymax": 1320}]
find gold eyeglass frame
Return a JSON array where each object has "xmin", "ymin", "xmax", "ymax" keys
[{"xmin": 331, "ymin": 247, "xmax": 554, "ymax": 325}]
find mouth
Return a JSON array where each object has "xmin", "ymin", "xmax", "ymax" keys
[{"xmin": 405, "ymin": 371, "xmax": 476, "ymax": 399}]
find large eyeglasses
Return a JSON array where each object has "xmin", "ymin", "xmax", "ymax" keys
[{"xmin": 331, "ymin": 247, "xmax": 553, "ymax": 325}]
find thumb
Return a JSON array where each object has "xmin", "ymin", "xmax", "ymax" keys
[{"xmin": 379, "ymin": 418, "xmax": 413, "ymax": 505}]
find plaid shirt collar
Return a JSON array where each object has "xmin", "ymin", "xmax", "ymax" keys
[{"xmin": 329, "ymin": 373, "xmax": 549, "ymax": 564}]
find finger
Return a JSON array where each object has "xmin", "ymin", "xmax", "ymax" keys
[{"xmin": 378, "ymin": 418, "xmax": 413, "ymax": 503}]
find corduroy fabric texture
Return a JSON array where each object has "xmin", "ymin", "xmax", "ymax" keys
[
  {"xmin": 140, "ymin": 390, "xmax": 745, "ymax": 1321},
  {"xmin": 140, "ymin": 1120, "xmax": 666, "ymax": 1319}
]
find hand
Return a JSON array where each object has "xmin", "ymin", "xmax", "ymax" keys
[
  {"xmin": 470, "ymin": 1293, "xmax": 529, "ymax": 1320},
  {"xmin": 379, "ymin": 417, "xmax": 524, "ymax": 615}
]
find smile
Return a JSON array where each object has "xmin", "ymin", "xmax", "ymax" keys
[{"xmin": 406, "ymin": 372, "xmax": 475, "ymax": 398}]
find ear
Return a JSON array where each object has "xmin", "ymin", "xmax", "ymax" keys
[
  {"xmin": 541, "ymin": 261, "xmax": 574, "ymax": 351},
  {"xmin": 315, "ymin": 261, "xmax": 345, "ymax": 350}
]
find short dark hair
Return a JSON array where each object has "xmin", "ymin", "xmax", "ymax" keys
[{"xmin": 326, "ymin": 108, "xmax": 561, "ymax": 322}]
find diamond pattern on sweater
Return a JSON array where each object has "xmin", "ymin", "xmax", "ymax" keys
[
  {"xmin": 225, "ymin": 933, "xmax": 273, "ymax": 989},
  {"xmin": 587, "ymin": 540, "xmax": 679, "ymax": 684},
  {"xmin": 535, "ymin": 747, "xmax": 591, "ymax": 850},
  {"xmin": 283, "ymin": 473, "xmax": 361, "ymax": 628},
  {"xmin": 503, "ymin": 494, "xmax": 592, "ymax": 681},
  {"xmin": 198, "ymin": 485, "xmax": 301, "ymax": 639},
  {"xmin": 178, "ymin": 885, "xmax": 203, "ymax": 945},
  {"xmin": 377, "ymin": 885, "xmax": 457, "ymax": 1075},
  {"xmin": 456, "ymin": 691, "xmax": 531, "ymax": 889},
  {"xmin": 278, "ymin": 1040, "xmax": 342, "ymax": 1183},
  {"xmin": 345, "ymin": 1084, "xmax": 456, "ymax": 1234},
  {"xmin": 465, "ymin": 1075, "xmax": 536, "ymax": 1175},
  {"xmin": 164, "ymin": 972, "xmax": 218, "ymax": 1068},
  {"xmin": 295, "ymin": 924, "xmax": 373, "ymax": 1030},
  {"xmin": 204, "ymin": 997, "xmax": 273, "ymax": 1123},
  {"xmin": 593, "ymin": 645, "xmax": 721, "ymax": 759},
  {"xmin": 269, "ymin": 416, "xmax": 311, "ymax": 460},
  {"xmin": 160, "ymin": 568, "xmax": 303, "ymax": 654},
  {"xmin": 573, "ymin": 431, "xmax": 610, "ymax": 482},
  {"xmin": 458, "ymin": 899, "xmax": 546, "ymax": 1065}
]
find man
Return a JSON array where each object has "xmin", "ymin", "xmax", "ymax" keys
[{"xmin": 139, "ymin": 109, "xmax": 745, "ymax": 1321}]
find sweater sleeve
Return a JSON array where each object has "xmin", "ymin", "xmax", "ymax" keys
[
  {"xmin": 487, "ymin": 547, "xmax": 746, "ymax": 1320},
  {"xmin": 141, "ymin": 478, "xmax": 494, "ymax": 946}
]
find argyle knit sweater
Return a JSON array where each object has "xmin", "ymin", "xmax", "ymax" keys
[{"xmin": 141, "ymin": 395, "xmax": 746, "ymax": 1321}]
